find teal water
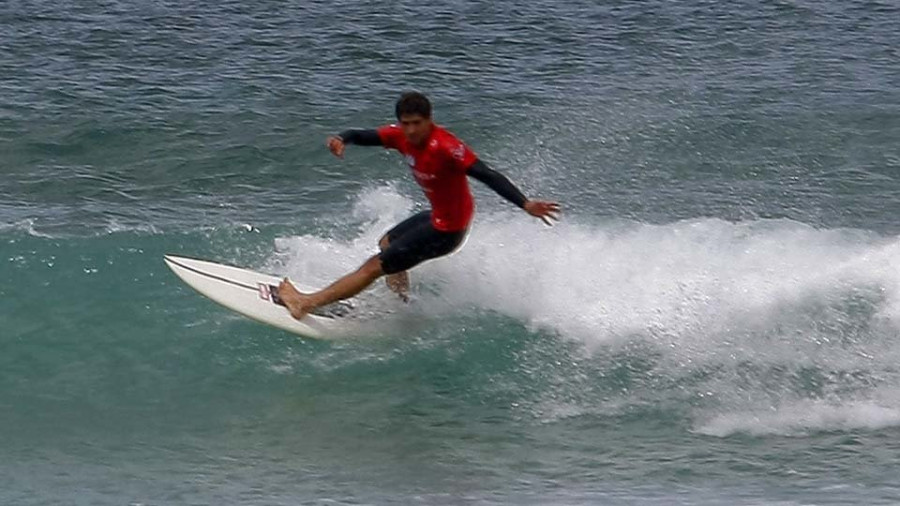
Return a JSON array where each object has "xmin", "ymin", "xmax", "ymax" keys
[{"xmin": 3, "ymin": 1, "xmax": 900, "ymax": 504}]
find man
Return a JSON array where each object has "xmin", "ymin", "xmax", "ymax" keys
[{"xmin": 278, "ymin": 92, "xmax": 560, "ymax": 320}]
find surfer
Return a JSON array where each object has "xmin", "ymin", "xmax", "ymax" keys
[{"xmin": 278, "ymin": 92, "xmax": 560, "ymax": 320}]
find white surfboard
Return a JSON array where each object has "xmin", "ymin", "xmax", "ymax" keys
[{"xmin": 164, "ymin": 255, "xmax": 350, "ymax": 339}]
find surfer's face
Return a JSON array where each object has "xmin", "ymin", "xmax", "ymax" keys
[{"xmin": 399, "ymin": 113, "xmax": 432, "ymax": 147}]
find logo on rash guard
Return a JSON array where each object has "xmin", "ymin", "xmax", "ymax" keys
[
  {"xmin": 451, "ymin": 144, "xmax": 466, "ymax": 161},
  {"xmin": 413, "ymin": 170, "xmax": 436, "ymax": 182}
]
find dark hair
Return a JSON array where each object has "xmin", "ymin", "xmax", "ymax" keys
[{"xmin": 395, "ymin": 92, "xmax": 432, "ymax": 119}]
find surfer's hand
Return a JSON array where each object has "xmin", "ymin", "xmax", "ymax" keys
[
  {"xmin": 326, "ymin": 135, "xmax": 345, "ymax": 158},
  {"xmin": 524, "ymin": 200, "xmax": 561, "ymax": 226}
]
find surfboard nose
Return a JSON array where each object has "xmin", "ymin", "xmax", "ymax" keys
[{"xmin": 161, "ymin": 254, "xmax": 342, "ymax": 339}]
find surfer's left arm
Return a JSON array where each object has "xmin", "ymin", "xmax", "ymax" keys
[{"xmin": 466, "ymin": 159, "xmax": 561, "ymax": 226}]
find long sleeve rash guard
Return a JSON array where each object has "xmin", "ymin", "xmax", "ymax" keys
[{"xmin": 338, "ymin": 128, "xmax": 528, "ymax": 209}]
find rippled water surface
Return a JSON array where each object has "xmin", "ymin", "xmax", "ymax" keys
[{"xmin": 2, "ymin": 0, "xmax": 900, "ymax": 504}]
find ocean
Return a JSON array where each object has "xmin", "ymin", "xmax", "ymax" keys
[{"xmin": 2, "ymin": 0, "xmax": 900, "ymax": 504}]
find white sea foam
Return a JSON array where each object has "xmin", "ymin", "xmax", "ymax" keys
[
  {"xmin": 0, "ymin": 218, "xmax": 55, "ymax": 238},
  {"xmin": 276, "ymin": 186, "xmax": 900, "ymax": 434},
  {"xmin": 696, "ymin": 398, "xmax": 900, "ymax": 437},
  {"xmin": 276, "ymin": 185, "xmax": 900, "ymax": 343}
]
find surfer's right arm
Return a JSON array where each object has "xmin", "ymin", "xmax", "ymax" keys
[{"xmin": 327, "ymin": 129, "xmax": 383, "ymax": 158}]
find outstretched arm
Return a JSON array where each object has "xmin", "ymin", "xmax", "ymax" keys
[
  {"xmin": 326, "ymin": 129, "xmax": 382, "ymax": 158},
  {"xmin": 467, "ymin": 159, "xmax": 561, "ymax": 226}
]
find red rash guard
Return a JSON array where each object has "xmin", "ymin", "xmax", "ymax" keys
[{"xmin": 377, "ymin": 124, "xmax": 478, "ymax": 232}]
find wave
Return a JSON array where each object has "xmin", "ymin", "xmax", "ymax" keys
[
  {"xmin": 0, "ymin": 216, "xmax": 165, "ymax": 238},
  {"xmin": 696, "ymin": 398, "xmax": 900, "ymax": 437},
  {"xmin": 267, "ymin": 186, "xmax": 900, "ymax": 437},
  {"xmin": 0, "ymin": 218, "xmax": 57, "ymax": 238}
]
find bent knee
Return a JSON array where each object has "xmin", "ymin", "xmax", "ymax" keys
[
  {"xmin": 378, "ymin": 235, "xmax": 390, "ymax": 251},
  {"xmin": 360, "ymin": 255, "xmax": 385, "ymax": 279}
]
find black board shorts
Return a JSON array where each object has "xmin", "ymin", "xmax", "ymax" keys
[{"xmin": 379, "ymin": 210, "xmax": 468, "ymax": 275}]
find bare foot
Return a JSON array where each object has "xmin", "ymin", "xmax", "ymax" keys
[{"xmin": 278, "ymin": 278, "xmax": 316, "ymax": 320}]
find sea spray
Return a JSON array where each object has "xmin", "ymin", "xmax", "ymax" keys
[{"xmin": 271, "ymin": 186, "xmax": 900, "ymax": 436}]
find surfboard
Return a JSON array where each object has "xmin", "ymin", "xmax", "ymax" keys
[{"xmin": 164, "ymin": 255, "xmax": 350, "ymax": 339}]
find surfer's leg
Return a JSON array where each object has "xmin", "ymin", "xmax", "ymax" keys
[
  {"xmin": 280, "ymin": 212, "xmax": 468, "ymax": 320},
  {"xmin": 379, "ymin": 235, "xmax": 410, "ymax": 302},
  {"xmin": 279, "ymin": 254, "xmax": 384, "ymax": 320},
  {"xmin": 378, "ymin": 219, "xmax": 468, "ymax": 297},
  {"xmin": 378, "ymin": 211, "xmax": 431, "ymax": 302}
]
